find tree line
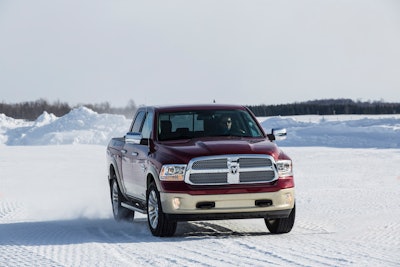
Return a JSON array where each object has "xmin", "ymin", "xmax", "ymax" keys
[
  {"xmin": 1, "ymin": 98, "xmax": 399, "ymax": 121},
  {"xmin": 0, "ymin": 99, "xmax": 137, "ymax": 120},
  {"xmin": 247, "ymin": 99, "xmax": 400, "ymax": 116}
]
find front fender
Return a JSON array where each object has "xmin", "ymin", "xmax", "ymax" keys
[{"xmin": 146, "ymin": 161, "xmax": 162, "ymax": 191}]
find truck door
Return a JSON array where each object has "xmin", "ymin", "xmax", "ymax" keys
[
  {"xmin": 121, "ymin": 111, "xmax": 153, "ymax": 200},
  {"xmin": 121, "ymin": 143, "xmax": 149, "ymax": 199}
]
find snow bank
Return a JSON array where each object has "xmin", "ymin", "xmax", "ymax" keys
[
  {"xmin": 1, "ymin": 107, "xmax": 130, "ymax": 146},
  {"xmin": 1, "ymin": 108, "xmax": 399, "ymax": 148},
  {"xmin": 259, "ymin": 115, "xmax": 400, "ymax": 148}
]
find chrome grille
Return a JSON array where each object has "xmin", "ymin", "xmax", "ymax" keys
[
  {"xmin": 239, "ymin": 171, "xmax": 275, "ymax": 183},
  {"xmin": 239, "ymin": 158, "xmax": 272, "ymax": 168},
  {"xmin": 185, "ymin": 155, "xmax": 277, "ymax": 185},
  {"xmin": 189, "ymin": 173, "xmax": 227, "ymax": 184},
  {"xmin": 192, "ymin": 158, "xmax": 227, "ymax": 169}
]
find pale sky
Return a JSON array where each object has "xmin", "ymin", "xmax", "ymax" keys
[{"xmin": 1, "ymin": 0, "xmax": 399, "ymax": 107}]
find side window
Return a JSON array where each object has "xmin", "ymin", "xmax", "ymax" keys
[
  {"xmin": 130, "ymin": 111, "xmax": 146, "ymax": 133},
  {"xmin": 141, "ymin": 112, "xmax": 153, "ymax": 139}
]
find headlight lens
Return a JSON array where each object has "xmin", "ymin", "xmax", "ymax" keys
[
  {"xmin": 276, "ymin": 160, "xmax": 293, "ymax": 177},
  {"xmin": 160, "ymin": 164, "xmax": 187, "ymax": 181}
]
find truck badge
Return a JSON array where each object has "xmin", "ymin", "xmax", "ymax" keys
[{"xmin": 230, "ymin": 164, "xmax": 238, "ymax": 174}]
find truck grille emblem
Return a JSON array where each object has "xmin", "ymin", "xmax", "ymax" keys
[
  {"xmin": 227, "ymin": 159, "xmax": 240, "ymax": 183},
  {"xmin": 230, "ymin": 164, "xmax": 238, "ymax": 174}
]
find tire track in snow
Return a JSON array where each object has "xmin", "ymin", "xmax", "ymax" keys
[
  {"xmin": 179, "ymin": 220, "xmax": 347, "ymax": 267},
  {"xmin": 175, "ymin": 220, "xmax": 335, "ymax": 266},
  {"xmin": 175, "ymin": 221, "xmax": 283, "ymax": 266},
  {"xmin": 88, "ymin": 220, "xmax": 273, "ymax": 266},
  {"xmin": 181, "ymin": 219, "xmax": 351, "ymax": 266},
  {"xmin": 234, "ymin": 231, "xmax": 355, "ymax": 267},
  {"xmin": 76, "ymin": 219, "xmax": 210, "ymax": 266}
]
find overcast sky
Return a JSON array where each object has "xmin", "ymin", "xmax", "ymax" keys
[{"xmin": 1, "ymin": 0, "xmax": 399, "ymax": 107}]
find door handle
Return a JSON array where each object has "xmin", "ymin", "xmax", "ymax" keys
[
  {"xmin": 140, "ymin": 163, "xmax": 147, "ymax": 172},
  {"xmin": 131, "ymin": 152, "xmax": 138, "ymax": 156},
  {"xmin": 121, "ymin": 149, "xmax": 127, "ymax": 154}
]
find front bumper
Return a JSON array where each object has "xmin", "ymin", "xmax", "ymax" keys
[{"xmin": 160, "ymin": 188, "xmax": 295, "ymax": 221}]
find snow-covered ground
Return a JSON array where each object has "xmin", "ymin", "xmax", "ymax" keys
[{"xmin": 1, "ymin": 108, "xmax": 400, "ymax": 266}]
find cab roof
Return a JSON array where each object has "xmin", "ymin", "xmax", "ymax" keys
[{"xmin": 139, "ymin": 104, "xmax": 248, "ymax": 113}]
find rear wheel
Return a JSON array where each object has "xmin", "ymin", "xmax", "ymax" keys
[
  {"xmin": 265, "ymin": 204, "xmax": 295, "ymax": 234},
  {"xmin": 147, "ymin": 182, "xmax": 177, "ymax": 237},
  {"xmin": 111, "ymin": 179, "xmax": 134, "ymax": 222}
]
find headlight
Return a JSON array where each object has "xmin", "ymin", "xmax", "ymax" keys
[
  {"xmin": 276, "ymin": 160, "xmax": 293, "ymax": 177},
  {"xmin": 160, "ymin": 164, "xmax": 187, "ymax": 181}
]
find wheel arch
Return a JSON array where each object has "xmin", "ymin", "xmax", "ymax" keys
[
  {"xmin": 108, "ymin": 161, "xmax": 126, "ymax": 196},
  {"xmin": 146, "ymin": 163, "xmax": 162, "ymax": 191},
  {"xmin": 108, "ymin": 164, "xmax": 116, "ymax": 186}
]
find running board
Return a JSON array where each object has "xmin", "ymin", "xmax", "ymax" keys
[{"xmin": 121, "ymin": 202, "xmax": 146, "ymax": 214}]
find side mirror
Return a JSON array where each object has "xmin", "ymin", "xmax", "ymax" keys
[
  {"xmin": 125, "ymin": 132, "xmax": 142, "ymax": 144},
  {"xmin": 269, "ymin": 128, "xmax": 287, "ymax": 141}
]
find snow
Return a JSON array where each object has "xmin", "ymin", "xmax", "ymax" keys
[
  {"xmin": 1, "ymin": 107, "xmax": 130, "ymax": 146},
  {"xmin": 258, "ymin": 114, "xmax": 400, "ymax": 148},
  {"xmin": 1, "ymin": 108, "xmax": 400, "ymax": 266}
]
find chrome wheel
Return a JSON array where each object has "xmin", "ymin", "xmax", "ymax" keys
[
  {"xmin": 110, "ymin": 179, "xmax": 134, "ymax": 221},
  {"xmin": 112, "ymin": 181, "xmax": 120, "ymax": 217},
  {"xmin": 146, "ymin": 182, "xmax": 177, "ymax": 237},
  {"xmin": 148, "ymin": 189, "xmax": 159, "ymax": 229}
]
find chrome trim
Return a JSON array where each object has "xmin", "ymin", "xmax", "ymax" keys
[
  {"xmin": 184, "ymin": 154, "xmax": 278, "ymax": 185},
  {"xmin": 125, "ymin": 132, "xmax": 142, "ymax": 144},
  {"xmin": 121, "ymin": 202, "xmax": 146, "ymax": 213}
]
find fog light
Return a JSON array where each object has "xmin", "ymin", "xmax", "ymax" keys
[
  {"xmin": 172, "ymin": 198, "xmax": 181, "ymax": 209},
  {"xmin": 284, "ymin": 193, "xmax": 293, "ymax": 205}
]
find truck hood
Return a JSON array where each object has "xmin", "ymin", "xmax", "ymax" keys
[{"xmin": 155, "ymin": 137, "xmax": 284, "ymax": 164}]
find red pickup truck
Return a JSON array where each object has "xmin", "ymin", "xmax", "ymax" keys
[{"xmin": 106, "ymin": 104, "xmax": 295, "ymax": 237}]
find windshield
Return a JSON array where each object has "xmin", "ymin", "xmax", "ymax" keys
[{"xmin": 157, "ymin": 109, "xmax": 264, "ymax": 141}]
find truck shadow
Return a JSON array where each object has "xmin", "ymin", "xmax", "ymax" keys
[
  {"xmin": 176, "ymin": 221, "xmax": 269, "ymax": 238},
  {"xmin": 0, "ymin": 218, "xmax": 269, "ymax": 246}
]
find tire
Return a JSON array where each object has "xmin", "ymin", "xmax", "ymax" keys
[
  {"xmin": 265, "ymin": 204, "xmax": 295, "ymax": 234},
  {"xmin": 111, "ymin": 179, "xmax": 134, "ymax": 222},
  {"xmin": 147, "ymin": 182, "xmax": 177, "ymax": 237}
]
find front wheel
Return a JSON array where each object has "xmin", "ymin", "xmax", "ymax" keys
[
  {"xmin": 265, "ymin": 204, "xmax": 295, "ymax": 234},
  {"xmin": 111, "ymin": 179, "xmax": 134, "ymax": 222},
  {"xmin": 147, "ymin": 182, "xmax": 177, "ymax": 237}
]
